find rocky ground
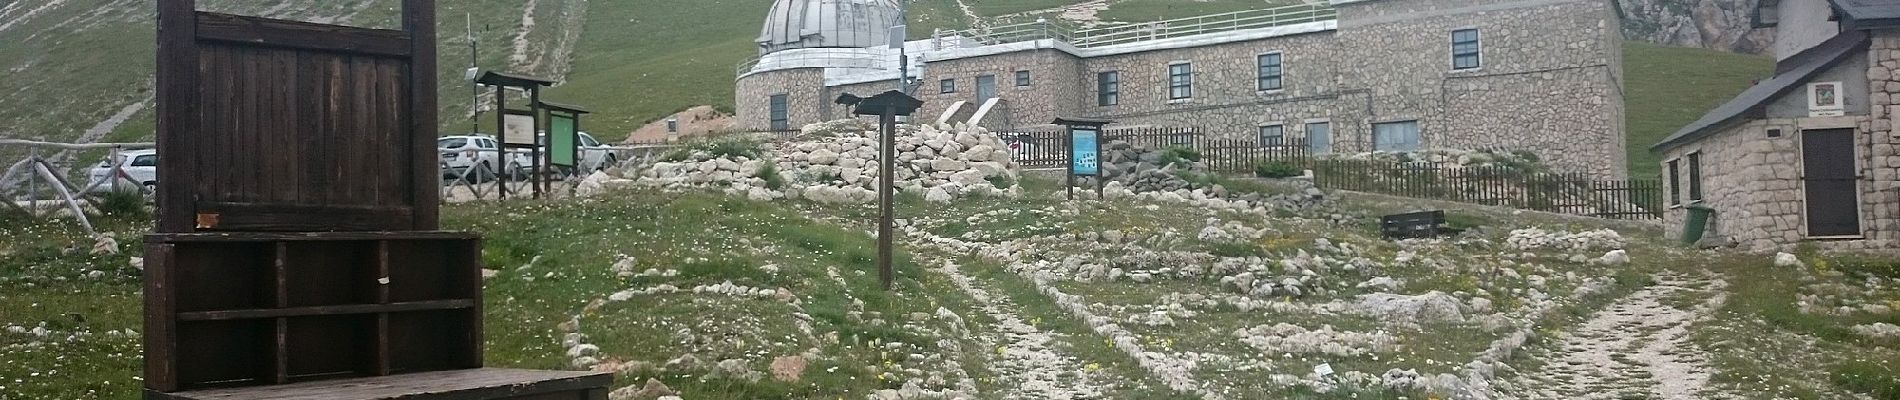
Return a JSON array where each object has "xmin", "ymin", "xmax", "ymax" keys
[{"xmin": 1, "ymin": 126, "xmax": 1896, "ymax": 400}]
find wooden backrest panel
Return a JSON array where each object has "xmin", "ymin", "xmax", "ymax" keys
[{"xmin": 156, "ymin": 0, "xmax": 437, "ymax": 233}]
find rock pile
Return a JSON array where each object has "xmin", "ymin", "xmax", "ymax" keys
[
  {"xmin": 1323, "ymin": 148, "xmax": 1545, "ymax": 171},
  {"xmin": 633, "ymin": 123, "xmax": 1022, "ymax": 205},
  {"xmin": 1504, "ymin": 228, "xmax": 1627, "ymax": 252}
]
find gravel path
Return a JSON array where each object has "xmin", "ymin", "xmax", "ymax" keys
[
  {"xmin": 1505, "ymin": 274, "xmax": 1731, "ymax": 399},
  {"xmin": 934, "ymin": 260, "xmax": 1109, "ymax": 399}
]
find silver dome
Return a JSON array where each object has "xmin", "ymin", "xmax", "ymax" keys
[{"xmin": 757, "ymin": 0, "xmax": 903, "ymax": 55}]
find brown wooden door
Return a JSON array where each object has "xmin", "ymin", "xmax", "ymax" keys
[{"xmin": 1802, "ymin": 128, "xmax": 1860, "ymax": 237}]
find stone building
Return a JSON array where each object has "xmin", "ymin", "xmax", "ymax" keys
[
  {"xmin": 735, "ymin": 0, "xmax": 1628, "ymax": 178},
  {"xmin": 1653, "ymin": 0, "xmax": 1900, "ymax": 250}
]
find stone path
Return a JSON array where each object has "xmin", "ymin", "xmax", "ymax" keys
[
  {"xmin": 1504, "ymin": 275, "xmax": 1731, "ymax": 399},
  {"xmin": 933, "ymin": 260, "xmax": 1109, "ymax": 399}
]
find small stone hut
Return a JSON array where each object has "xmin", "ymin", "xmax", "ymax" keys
[{"xmin": 1652, "ymin": 0, "xmax": 1900, "ymax": 251}]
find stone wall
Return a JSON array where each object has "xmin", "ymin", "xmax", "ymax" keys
[
  {"xmin": 1332, "ymin": 0, "xmax": 1627, "ymax": 178},
  {"xmin": 732, "ymin": 0, "xmax": 1627, "ymax": 178},
  {"xmin": 734, "ymin": 68, "xmax": 826, "ymax": 131}
]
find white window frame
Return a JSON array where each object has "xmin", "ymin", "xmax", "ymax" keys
[
  {"xmin": 1450, "ymin": 27, "xmax": 1482, "ymax": 71},
  {"xmin": 1258, "ymin": 124, "xmax": 1285, "ymax": 146},
  {"xmin": 1665, "ymin": 157, "xmax": 1682, "ymax": 208},
  {"xmin": 1167, "ymin": 61, "xmax": 1194, "ymax": 102},
  {"xmin": 1256, "ymin": 51, "xmax": 1284, "ymax": 93}
]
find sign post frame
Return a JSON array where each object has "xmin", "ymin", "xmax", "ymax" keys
[{"xmin": 1055, "ymin": 117, "xmax": 1112, "ymax": 200}]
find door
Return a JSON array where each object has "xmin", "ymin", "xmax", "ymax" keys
[
  {"xmin": 1802, "ymin": 128, "xmax": 1860, "ymax": 237},
  {"xmin": 975, "ymin": 75, "xmax": 997, "ymax": 103},
  {"xmin": 1305, "ymin": 122, "xmax": 1331, "ymax": 154}
]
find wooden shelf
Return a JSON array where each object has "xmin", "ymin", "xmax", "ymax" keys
[
  {"xmin": 150, "ymin": 368, "xmax": 610, "ymax": 400},
  {"xmin": 147, "ymin": 236, "xmax": 483, "ymax": 391},
  {"xmin": 177, "ymin": 300, "xmax": 476, "ymax": 321},
  {"xmin": 149, "ymin": 231, "xmax": 480, "ymax": 242}
]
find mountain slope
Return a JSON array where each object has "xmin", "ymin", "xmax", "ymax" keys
[{"xmin": 1, "ymin": 0, "xmax": 1774, "ymax": 179}]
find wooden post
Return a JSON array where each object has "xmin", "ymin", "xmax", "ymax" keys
[
  {"xmin": 493, "ymin": 86, "xmax": 507, "ymax": 200},
  {"xmin": 530, "ymin": 87, "xmax": 542, "ymax": 199},
  {"xmin": 155, "ymin": 0, "xmax": 199, "ymax": 232},
  {"xmin": 405, "ymin": 0, "xmax": 440, "ymax": 229},
  {"xmin": 877, "ymin": 107, "xmax": 895, "ymax": 291}
]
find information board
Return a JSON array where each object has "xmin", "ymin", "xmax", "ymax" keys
[
  {"xmin": 502, "ymin": 113, "xmax": 536, "ymax": 146},
  {"xmin": 549, "ymin": 114, "xmax": 577, "ymax": 167},
  {"xmin": 1071, "ymin": 128, "xmax": 1099, "ymax": 176}
]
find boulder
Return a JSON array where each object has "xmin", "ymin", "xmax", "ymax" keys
[
  {"xmin": 925, "ymin": 187, "xmax": 953, "ymax": 204},
  {"xmin": 1774, "ymin": 252, "xmax": 1804, "ymax": 268},
  {"xmin": 931, "ymin": 158, "xmax": 966, "ymax": 172},
  {"xmin": 807, "ymin": 149, "xmax": 840, "ymax": 165},
  {"xmin": 1355, "ymin": 291, "xmax": 1466, "ymax": 324}
]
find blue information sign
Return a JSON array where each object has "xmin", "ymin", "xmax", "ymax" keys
[{"xmin": 1071, "ymin": 128, "xmax": 1099, "ymax": 176}]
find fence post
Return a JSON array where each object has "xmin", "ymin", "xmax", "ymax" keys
[{"xmin": 25, "ymin": 147, "xmax": 39, "ymax": 216}]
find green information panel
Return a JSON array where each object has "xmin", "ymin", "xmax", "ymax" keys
[{"xmin": 550, "ymin": 114, "xmax": 577, "ymax": 167}]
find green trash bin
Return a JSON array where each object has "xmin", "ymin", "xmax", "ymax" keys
[{"xmin": 1682, "ymin": 203, "xmax": 1714, "ymax": 245}]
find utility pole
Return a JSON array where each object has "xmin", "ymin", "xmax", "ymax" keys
[
  {"xmin": 467, "ymin": 13, "xmax": 480, "ymax": 134},
  {"xmin": 893, "ymin": 0, "xmax": 909, "ymax": 94}
]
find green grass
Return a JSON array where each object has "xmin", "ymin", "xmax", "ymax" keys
[
  {"xmin": 1622, "ymin": 41, "xmax": 1775, "ymax": 180},
  {"xmin": 963, "ymin": 0, "xmax": 1078, "ymax": 17}
]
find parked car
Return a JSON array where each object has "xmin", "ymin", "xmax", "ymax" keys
[
  {"xmin": 507, "ymin": 132, "xmax": 617, "ymax": 176},
  {"xmin": 438, "ymin": 134, "xmax": 514, "ymax": 181},
  {"xmin": 85, "ymin": 149, "xmax": 157, "ymax": 193}
]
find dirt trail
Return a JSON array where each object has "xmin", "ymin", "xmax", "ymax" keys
[
  {"xmin": 1504, "ymin": 274, "xmax": 1732, "ymax": 399},
  {"xmin": 934, "ymin": 260, "xmax": 1110, "ymax": 399},
  {"xmin": 0, "ymin": 0, "xmax": 69, "ymax": 34}
]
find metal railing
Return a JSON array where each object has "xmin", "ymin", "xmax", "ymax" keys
[
  {"xmin": 1070, "ymin": 4, "xmax": 1336, "ymax": 48},
  {"xmin": 739, "ymin": 5, "xmax": 1338, "ymax": 77}
]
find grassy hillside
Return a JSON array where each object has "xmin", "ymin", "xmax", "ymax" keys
[
  {"xmin": 1623, "ymin": 41, "xmax": 1776, "ymax": 180},
  {"xmin": 3, "ymin": 1, "xmax": 1773, "ymax": 178}
]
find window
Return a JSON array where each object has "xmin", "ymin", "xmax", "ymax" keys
[
  {"xmin": 580, "ymin": 134, "xmax": 600, "ymax": 147},
  {"xmin": 1688, "ymin": 152, "xmax": 1703, "ymax": 202},
  {"xmin": 131, "ymin": 154, "xmax": 157, "ymax": 167},
  {"xmin": 1097, "ymin": 71, "xmax": 1120, "ymax": 106},
  {"xmin": 1373, "ymin": 120, "xmax": 1421, "ymax": 151},
  {"xmin": 939, "ymin": 78, "xmax": 956, "ymax": 94},
  {"xmin": 1667, "ymin": 159, "xmax": 1681, "ymax": 206},
  {"xmin": 1168, "ymin": 63, "xmax": 1193, "ymax": 100},
  {"xmin": 665, "ymin": 119, "xmax": 678, "ymax": 133},
  {"xmin": 1258, "ymin": 125, "xmax": 1284, "ymax": 146},
  {"xmin": 976, "ymin": 75, "xmax": 997, "ymax": 102},
  {"xmin": 1257, "ymin": 53, "xmax": 1283, "ymax": 91},
  {"xmin": 768, "ymin": 94, "xmax": 789, "ymax": 131},
  {"xmin": 1305, "ymin": 122, "xmax": 1331, "ymax": 155},
  {"xmin": 1452, "ymin": 29, "xmax": 1481, "ymax": 70},
  {"xmin": 1015, "ymin": 70, "xmax": 1031, "ymax": 86}
]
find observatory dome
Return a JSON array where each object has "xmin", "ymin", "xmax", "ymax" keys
[{"xmin": 757, "ymin": 0, "xmax": 903, "ymax": 55}]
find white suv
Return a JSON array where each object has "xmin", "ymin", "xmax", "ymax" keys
[
  {"xmin": 85, "ymin": 149, "xmax": 158, "ymax": 193},
  {"xmin": 438, "ymin": 135, "xmax": 511, "ymax": 181},
  {"xmin": 509, "ymin": 132, "xmax": 618, "ymax": 176}
]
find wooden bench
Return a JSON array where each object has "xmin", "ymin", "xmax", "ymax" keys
[
  {"xmin": 1380, "ymin": 210, "xmax": 1461, "ymax": 239},
  {"xmin": 150, "ymin": 368, "xmax": 610, "ymax": 400},
  {"xmin": 145, "ymin": 1, "xmax": 611, "ymax": 398}
]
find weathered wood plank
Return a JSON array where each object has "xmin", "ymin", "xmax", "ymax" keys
[
  {"xmin": 193, "ymin": 202, "xmax": 413, "ymax": 231},
  {"xmin": 152, "ymin": 369, "xmax": 611, "ymax": 400},
  {"xmin": 147, "ymin": 231, "xmax": 479, "ymax": 242},
  {"xmin": 143, "ymin": 243, "xmax": 180, "ymax": 391},
  {"xmin": 195, "ymin": 12, "xmax": 411, "ymax": 57},
  {"xmin": 156, "ymin": 0, "xmax": 200, "ymax": 233},
  {"xmin": 177, "ymin": 299, "xmax": 476, "ymax": 321},
  {"xmin": 406, "ymin": 0, "xmax": 439, "ymax": 229}
]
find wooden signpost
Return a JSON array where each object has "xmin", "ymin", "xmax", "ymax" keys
[
  {"xmin": 476, "ymin": 71, "xmax": 556, "ymax": 199},
  {"xmin": 839, "ymin": 91, "xmax": 923, "ymax": 291},
  {"xmin": 145, "ymin": 1, "xmax": 611, "ymax": 398},
  {"xmin": 1056, "ymin": 117, "xmax": 1112, "ymax": 200}
]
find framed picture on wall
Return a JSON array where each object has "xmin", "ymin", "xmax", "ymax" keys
[{"xmin": 1808, "ymin": 81, "xmax": 1845, "ymax": 117}]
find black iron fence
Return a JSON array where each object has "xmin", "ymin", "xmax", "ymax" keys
[
  {"xmin": 1311, "ymin": 160, "xmax": 1664, "ymax": 220},
  {"xmin": 1003, "ymin": 127, "xmax": 1307, "ymax": 170}
]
